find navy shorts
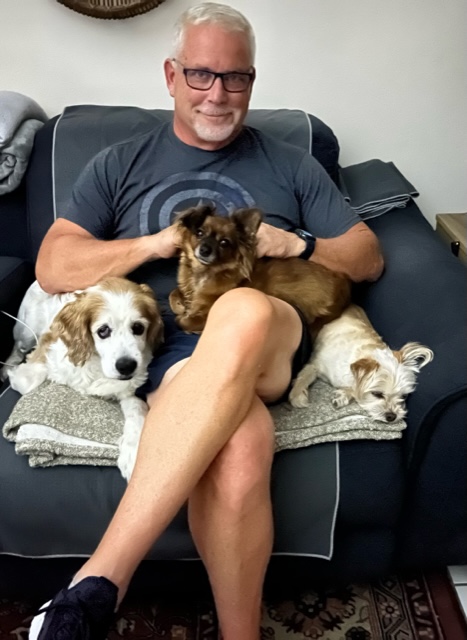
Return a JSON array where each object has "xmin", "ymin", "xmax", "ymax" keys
[{"xmin": 136, "ymin": 307, "xmax": 312, "ymax": 403}]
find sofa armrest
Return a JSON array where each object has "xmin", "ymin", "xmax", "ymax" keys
[
  {"xmin": 355, "ymin": 203, "xmax": 467, "ymax": 471},
  {"xmin": 0, "ymin": 180, "xmax": 30, "ymax": 260},
  {"xmin": 0, "ymin": 257, "xmax": 34, "ymax": 362}
]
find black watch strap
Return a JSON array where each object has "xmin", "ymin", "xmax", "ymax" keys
[{"xmin": 294, "ymin": 228, "xmax": 316, "ymax": 260}]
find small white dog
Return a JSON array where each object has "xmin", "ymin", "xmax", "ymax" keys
[
  {"xmin": 2, "ymin": 277, "xmax": 163, "ymax": 480},
  {"xmin": 289, "ymin": 304, "xmax": 433, "ymax": 423}
]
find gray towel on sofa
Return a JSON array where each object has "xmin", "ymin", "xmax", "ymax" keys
[
  {"xmin": 271, "ymin": 380, "xmax": 405, "ymax": 451},
  {"xmin": 2, "ymin": 379, "xmax": 406, "ymax": 467},
  {"xmin": 338, "ymin": 159, "xmax": 419, "ymax": 220},
  {"xmin": 0, "ymin": 91, "xmax": 47, "ymax": 194},
  {"xmin": 2, "ymin": 381, "xmax": 121, "ymax": 467}
]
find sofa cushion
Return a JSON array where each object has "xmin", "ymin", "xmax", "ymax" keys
[
  {"xmin": 0, "ymin": 179, "xmax": 29, "ymax": 259},
  {"xmin": 0, "ymin": 379, "xmax": 402, "ymax": 565},
  {"xmin": 52, "ymin": 106, "xmax": 340, "ymax": 223}
]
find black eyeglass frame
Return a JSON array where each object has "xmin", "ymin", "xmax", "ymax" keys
[{"xmin": 171, "ymin": 58, "xmax": 255, "ymax": 93}]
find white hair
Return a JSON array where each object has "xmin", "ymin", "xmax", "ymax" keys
[{"xmin": 171, "ymin": 2, "xmax": 256, "ymax": 63}]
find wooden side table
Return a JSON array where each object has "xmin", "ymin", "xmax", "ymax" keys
[{"xmin": 435, "ymin": 213, "xmax": 467, "ymax": 265}]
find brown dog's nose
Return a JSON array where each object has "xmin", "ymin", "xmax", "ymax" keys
[{"xmin": 200, "ymin": 243, "xmax": 213, "ymax": 258}]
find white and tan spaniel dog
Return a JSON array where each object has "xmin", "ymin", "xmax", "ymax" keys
[
  {"xmin": 2, "ymin": 277, "xmax": 163, "ymax": 480},
  {"xmin": 289, "ymin": 304, "xmax": 433, "ymax": 423}
]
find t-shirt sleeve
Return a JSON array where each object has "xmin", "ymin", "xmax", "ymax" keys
[
  {"xmin": 60, "ymin": 147, "xmax": 117, "ymax": 240},
  {"xmin": 296, "ymin": 152, "xmax": 361, "ymax": 238}
]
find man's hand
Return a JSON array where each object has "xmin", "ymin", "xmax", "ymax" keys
[
  {"xmin": 153, "ymin": 223, "xmax": 182, "ymax": 259},
  {"xmin": 256, "ymin": 222, "xmax": 304, "ymax": 259}
]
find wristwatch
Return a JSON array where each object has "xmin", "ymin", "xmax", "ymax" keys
[{"xmin": 294, "ymin": 228, "xmax": 316, "ymax": 260}]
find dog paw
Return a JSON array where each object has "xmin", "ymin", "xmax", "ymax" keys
[
  {"xmin": 8, "ymin": 362, "xmax": 47, "ymax": 395},
  {"xmin": 169, "ymin": 289, "xmax": 186, "ymax": 315},
  {"xmin": 117, "ymin": 440, "xmax": 137, "ymax": 482},
  {"xmin": 332, "ymin": 389, "xmax": 350, "ymax": 408},
  {"xmin": 117, "ymin": 397, "xmax": 147, "ymax": 481},
  {"xmin": 117, "ymin": 426, "xmax": 144, "ymax": 481},
  {"xmin": 289, "ymin": 387, "xmax": 310, "ymax": 408}
]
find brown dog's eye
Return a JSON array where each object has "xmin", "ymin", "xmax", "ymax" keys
[
  {"xmin": 371, "ymin": 391, "xmax": 384, "ymax": 399},
  {"xmin": 97, "ymin": 325, "xmax": 112, "ymax": 339},
  {"xmin": 219, "ymin": 238, "xmax": 231, "ymax": 248},
  {"xmin": 196, "ymin": 229, "xmax": 204, "ymax": 238},
  {"xmin": 131, "ymin": 322, "xmax": 145, "ymax": 336}
]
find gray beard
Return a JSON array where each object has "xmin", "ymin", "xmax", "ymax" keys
[{"xmin": 193, "ymin": 121, "xmax": 236, "ymax": 143}]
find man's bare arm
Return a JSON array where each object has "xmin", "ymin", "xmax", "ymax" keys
[
  {"xmin": 256, "ymin": 221, "xmax": 384, "ymax": 282},
  {"xmin": 36, "ymin": 219, "xmax": 179, "ymax": 294},
  {"xmin": 309, "ymin": 222, "xmax": 384, "ymax": 282}
]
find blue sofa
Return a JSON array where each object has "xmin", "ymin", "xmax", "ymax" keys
[{"xmin": 0, "ymin": 107, "xmax": 466, "ymax": 600}]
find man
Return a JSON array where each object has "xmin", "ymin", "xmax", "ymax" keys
[{"xmin": 29, "ymin": 3, "xmax": 384, "ymax": 639}]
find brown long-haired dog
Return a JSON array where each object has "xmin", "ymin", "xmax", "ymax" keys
[{"xmin": 169, "ymin": 205, "xmax": 351, "ymax": 334}]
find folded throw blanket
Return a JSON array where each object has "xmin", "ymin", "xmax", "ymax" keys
[
  {"xmin": 3, "ymin": 381, "xmax": 122, "ymax": 467},
  {"xmin": 2, "ymin": 379, "xmax": 406, "ymax": 468},
  {"xmin": 338, "ymin": 159, "xmax": 419, "ymax": 221},
  {"xmin": 270, "ymin": 380, "xmax": 405, "ymax": 451},
  {"xmin": 0, "ymin": 91, "xmax": 48, "ymax": 195}
]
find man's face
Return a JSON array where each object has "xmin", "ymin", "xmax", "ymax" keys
[{"xmin": 164, "ymin": 24, "xmax": 255, "ymax": 150}]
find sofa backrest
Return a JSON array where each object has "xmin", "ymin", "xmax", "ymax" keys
[{"xmin": 25, "ymin": 106, "xmax": 340, "ymax": 262}]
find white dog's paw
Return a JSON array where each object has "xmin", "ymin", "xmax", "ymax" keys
[
  {"xmin": 288, "ymin": 386, "xmax": 310, "ymax": 408},
  {"xmin": 332, "ymin": 389, "xmax": 351, "ymax": 409},
  {"xmin": 88, "ymin": 378, "xmax": 129, "ymax": 399},
  {"xmin": 117, "ymin": 438, "xmax": 138, "ymax": 482},
  {"xmin": 0, "ymin": 346, "xmax": 28, "ymax": 382},
  {"xmin": 8, "ymin": 362, "xmax": 47, "ymax": 395},
  {"xmin": 117, "ymin": 396, "xmax": 148, "ymax": 481}
]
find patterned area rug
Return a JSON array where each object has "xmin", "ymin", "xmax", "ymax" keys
[{"xmin": 1, "ymin": 572, "xmax": 465, "ymax": 639}]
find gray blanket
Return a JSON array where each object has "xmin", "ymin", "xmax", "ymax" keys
[
  {"xmin": 3, "ymin": 379, "xmax": 406, "ymax": 468},
  {"xmin": 338, "ymin": 159, "xmax": 419, "ymax": 220},
  {"xmin": 0, "ymin": 91, "xmax": 47, "ymax": 195}
]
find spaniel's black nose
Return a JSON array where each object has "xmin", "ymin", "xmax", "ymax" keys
[{"xmin": 116, "ymin": 357, "xmax": 137, "ymax": 377}]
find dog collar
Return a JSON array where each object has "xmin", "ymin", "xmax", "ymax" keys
[{"xmin": 294, "ymin": 228, "xmax": 316, "ymax": 260}]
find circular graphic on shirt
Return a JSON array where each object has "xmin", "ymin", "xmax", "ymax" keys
[{"xmin": 139, "ymin": 171, "xmax": 256, "ymax": 235}]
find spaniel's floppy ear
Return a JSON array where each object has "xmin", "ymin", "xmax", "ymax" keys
[
  {"xmin": 396, "ymin": 342, "xmax": 434, "ymax": 372},
  {"xmin": 136, "ymin": 284, "xmax": 164, "ymax": 351},
  {"xmin": 175, "ymin": 204, "xmax": 216, "ymax": 232},
  {"xmin": 51, "ymin": 293, "xmax": 99, "ymax": 366},
  {"xmin": 230, "ymin": 208, "xmax": 263, "ymax": 237}
]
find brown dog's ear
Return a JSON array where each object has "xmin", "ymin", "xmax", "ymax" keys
[
  {"xmin": 230, "ymin": 208, "xmax": 263, "ymax": 237},
  {"xmin": 350, "ymin": 357, "xmax": 379, "ymax": 386},
  {"xmin": 175, "ymin": 204, "xmax": 216, "ymax": 232},
  {"xmin": 51, "ymin": 293, "xmax": 99, "ymax": 367}
]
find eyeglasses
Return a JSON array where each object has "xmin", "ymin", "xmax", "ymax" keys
[{"xmin": 171, "ymin": 59, "xmax": 255, "ymax": 93}]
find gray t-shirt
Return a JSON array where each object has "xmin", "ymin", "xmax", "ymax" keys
[{"xmin": 63, "ymin": 122, "xmax": 360, "ymax": 302}]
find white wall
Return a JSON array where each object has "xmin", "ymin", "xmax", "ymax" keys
[{"xmin": 1, "ymin": 0, "xmax": 466, "ymax": 226}]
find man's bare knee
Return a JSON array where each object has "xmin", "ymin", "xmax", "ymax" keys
[
  {"xmin": 201, "ymin": 289, "xmax": 276, "ymax": 363},
  {"xmin": 210, "ymin": 288, "xmax": 275, "ymax": 331}
]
